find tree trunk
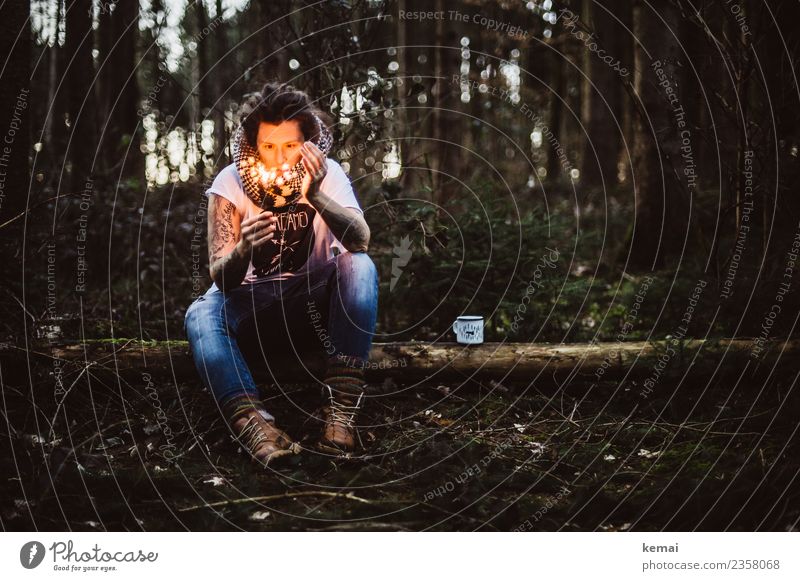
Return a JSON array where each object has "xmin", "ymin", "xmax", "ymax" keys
[
  {"xmin": 0, "ymin": 0, "xmax": 31, "ymax": 313},
  {"xmin": 65, "ymin": 0, "xmax": 97, "ymax": 192},
  {"xmin": 627, "ymin": 0, "xmax": 683, "ymax": 271},
  {"xmin": 393, "ymin": 0, "xmax": 408, "ymax": 187},
  {"xmin": 102, "ymin": 0, "xmax": 140, "ymax": 175},
  {"xmin": 96, "ymin": 0, "xmax": 114, "ymax": 170},
  {"xmin": 196, "ymin": 1, "xmax": 213, "ymax": 113},
  {"xmin": 432, "ymin": 0, "xmax": 449, "ymax": 206},
  {"xmin": 213, "ymin": 0, "xmax": 230, "ymax": 168},
  {"xmin": 43, "ymin": 1, "xmax": 64, "ymax": 150},
  {"xmin": 758, "ymin": 0, "xmax": 800, "ymax": 265},
  {"xmin": 547, "ymin": 46, "xmax": 565, "ymax": 182},
  {"xmin": 9, "ymin": 339, "xmax": 798, "ymax": 385},
  {"xmin": 401, "ymin": 0, "xmax": 436, "ymax": 198},
  {"xmin": 580, "ymin": 0, "xmax": 624, "ymax": 192},
  {"xmin": 253, "ymin": 0, "xmax": 290, "ymax": 84}
]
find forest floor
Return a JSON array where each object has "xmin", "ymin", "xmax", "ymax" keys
[{"xmin": 3, "ymin": 362, "xmax": 799, "ymax": 531}]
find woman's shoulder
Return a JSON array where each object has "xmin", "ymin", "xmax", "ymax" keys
[
  {"xmin": 208, "ymin": 163, "xmax": 245, "ymax": 193},
  {"xmin": 323, "ymin": 157, "xmax": 351, "ymax": 183},
  {"xmin": 211, "ymin": 163, "xmax": 242, "ymax": 188},
  {"xmin": 324, "ymin": 156, "xmax": 344, "ymax": 170},
  {"xmin": 206, "ymin": 163, "xmax": 246, "ymax": 208}
]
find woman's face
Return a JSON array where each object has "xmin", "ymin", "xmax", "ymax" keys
[{"xmin": 256, "ymin": 120, "xmax": 305, "ymax": 169}]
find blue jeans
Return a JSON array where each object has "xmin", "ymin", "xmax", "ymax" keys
[{"xmin": 184, "ymin": 251, "xmax": 379, "ymax": 418}]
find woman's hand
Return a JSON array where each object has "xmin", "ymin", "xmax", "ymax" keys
[
  {"xmin": 236, "ymin": 211, "xmax": 278, "ymax": 257},
  {"xmin": 301, "ymin": 141, "xmax": 328, "ymax": 198}
]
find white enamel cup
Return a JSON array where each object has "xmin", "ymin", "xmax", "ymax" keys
[{"xmin": 452, "ymin": 315, "xmax": 484, "ymax": 345}]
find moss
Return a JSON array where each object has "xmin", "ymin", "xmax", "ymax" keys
[{"xmin": 84, "ymin": 338, "xmax": 190, "ymax": 348}]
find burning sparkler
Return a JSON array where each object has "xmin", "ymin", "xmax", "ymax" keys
[{"xmin": 239, "ymin": 157, "xmax": 301, "ymax": 208}]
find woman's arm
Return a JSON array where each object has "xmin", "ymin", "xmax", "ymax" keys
[
  {"xmin": 306, "ymin": 191, "xmax": 371, "ymax": 253},
  {"xmin": 300, "ymin": 141, "xmax": 370, "ymax": 253},
  {"xmin": 207, "ymin": 194, "xmax": 278, "ymax": 290},
  {"xmin": 207, "ymin": 194, "xmax": 248, "ymax": 291}
]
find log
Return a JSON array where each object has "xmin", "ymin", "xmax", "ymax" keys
[{"xmin": 3, "ymin": 338, "xmax": 798, "ymax": 385}]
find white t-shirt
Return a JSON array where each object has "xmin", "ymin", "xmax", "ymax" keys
[{"xmin": 205, "ymin": 157, "xmax": 363, "ymax": 286}]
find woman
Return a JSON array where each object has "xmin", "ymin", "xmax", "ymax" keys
[{"xmin": 184, "ymin": 82, "xmax": 378, "ymax": 466}]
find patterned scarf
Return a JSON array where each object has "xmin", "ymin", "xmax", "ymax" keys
[{"xmin": 232, "ymin": 115, "xmax": 333, "ymax": 211}]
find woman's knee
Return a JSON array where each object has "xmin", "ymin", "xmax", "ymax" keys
[
  {"xmin": 337, "ymin": 251, "xmax": 378, "ymax": 285},
  {"xmin": 184, "ymin": 296, "xmax": 226, "ymax": 341},
  {"xmin": 184, "ymin": 300, "xmax": 204, "ymax": 341}
]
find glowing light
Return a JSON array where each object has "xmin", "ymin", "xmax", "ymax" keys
[{"xmin": 381, "ymin": 141, "xmax": 402, "ymax": 180}]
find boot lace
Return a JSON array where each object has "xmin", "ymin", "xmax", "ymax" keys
[
  {"xmin": 237, "ymin": 415, "xmax": 272, "ymax": 454},
  {"xmin": 325, "ymin": 384, "xmax": 364, "ymax": 428}
]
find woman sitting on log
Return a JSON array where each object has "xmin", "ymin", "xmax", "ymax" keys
[{"xmin": 184, "ymin": 82, "xmax": 378, "ymax": 466}]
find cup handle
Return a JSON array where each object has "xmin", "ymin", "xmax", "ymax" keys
[{"xmin": 452, "ymin": 321, "xmax": 458, "ymax": 335}]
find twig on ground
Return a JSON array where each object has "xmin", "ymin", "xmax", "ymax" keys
[{"xmin": 177, "ymin": 490, "xmax": 376, "ymax": 512}]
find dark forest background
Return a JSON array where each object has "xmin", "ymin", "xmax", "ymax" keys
[
  {"xmin": 1, "ymin": 0, "xmax": 799, "ymax": 345},
  {"xmin": 1, "ymin": 0, "xmax": 800, "ymax": 533}
]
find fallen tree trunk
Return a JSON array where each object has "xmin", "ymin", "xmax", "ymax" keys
[{"xmin": 3, "ymin": 338, "xmax": 798, "ymax": 385}]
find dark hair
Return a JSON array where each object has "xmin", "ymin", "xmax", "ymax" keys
[{"xmin": 239, "ymin": 82, "xmax": 329, "ymax": 148}]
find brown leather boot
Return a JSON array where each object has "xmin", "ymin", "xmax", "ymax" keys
[
  {"xmin": 229, "ymin": 407, "xmax": 300, "ymax": 466},
  {"xmin": 316, "ymin": 384, "xmax": 364, "ymax": 455}
]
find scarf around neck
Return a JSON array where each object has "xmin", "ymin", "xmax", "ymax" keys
[{"xmin": 232, "ymin": 115, "xmax": 333, "ymax": 211}]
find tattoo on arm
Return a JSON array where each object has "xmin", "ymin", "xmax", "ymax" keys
[
  {"xmin": 307, "ymin": 191, "xmax": 370, "ymax": 252},
  {"xmin": 207, "ymin": 195, "xmax": 249, "ymax": 290},
  {"xmin": 210, "ymin": 201, "xmax": 235, "ymax": 262}
]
